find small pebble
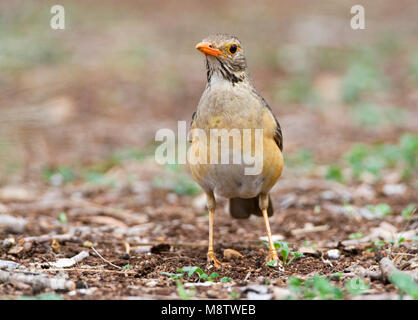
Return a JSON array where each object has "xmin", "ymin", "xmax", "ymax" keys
[
  {"xmin": 120, "ymin": 253, "xmax": 130, "ymax": 260},
  {"xmin": 150, "ymin": 243, "xmax": 170, "ymax": 254},
  {"xmin": 223, "ymin": 248, "xmax": 244, "ymax": 260},
  {"xmin": 327, "ymin": 249, "xmax": 340, "ymax": 259},
  {"xmin": 1, "ymin": 238, "xmax": 15, "ymax": 249},
  {"xmin": 145, "ymin": 280, "xmax": 158, "ymax": 287},
  {"xmin": 134, "ymin": 245, "xmax": 152, "ymax": 253},
  {"xmin": 82, "ymin": 240, "xmax": 94, "ymax": 248}
]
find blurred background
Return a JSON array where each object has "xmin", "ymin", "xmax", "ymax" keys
[{"xmin": 0, "ymin": 0, "xmax": 417, "ymax": 192}]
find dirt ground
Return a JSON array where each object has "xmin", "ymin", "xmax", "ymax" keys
[{"xmin": 0, "ymin": 1, "xmax": 417, "ymax": 300}]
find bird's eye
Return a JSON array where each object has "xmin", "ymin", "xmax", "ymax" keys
[{"xmin": 228, "ymin": 44, "xmax": 238, "ymax": 54}]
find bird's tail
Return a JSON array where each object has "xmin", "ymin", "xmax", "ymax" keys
[{"xmin": 229, "ymin": 195, "xmax": 273, "ymax": 219}]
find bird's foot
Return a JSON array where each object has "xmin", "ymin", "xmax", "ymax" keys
[
  {"xmin": 207, "ymin": 251, "xmax": 227, "ymax": 269},
  {"xmin": 266, "ymin": 250, "xmax": 284, "ymax": 271}
]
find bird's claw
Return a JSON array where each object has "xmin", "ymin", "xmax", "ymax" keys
[
  {"xmin": 207, "ymin": 251, "xmax": 227, "ymax": 269},
  {"xmin": 266, "ymin": 250, "xmax": 284, "ymax": 271}
]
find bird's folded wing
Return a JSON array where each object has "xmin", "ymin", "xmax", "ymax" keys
[
  {"xmin": 252, "ymin": 89, "xmax": 283, "ymax": 152},
  {"xmin": 188, "ymin": 111, "xmax": 197, "ymax": 143}
]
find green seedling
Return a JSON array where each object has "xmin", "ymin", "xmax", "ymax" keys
[
  {"xmin": 350, "ymin": 103, "xmax": 404, "ymax": 128},
  {"xmin": 152, "ymin": 167, "xmax": 201, "ymax": 196},
  {"xmin": 349, "ymin": 232, "xmax": 364, "ymax": 240},
  {"xmin": 19, "ymin": 293, "xmax": 63, "ymax": 300},
  {"xmin": 345, "ymin": 278, "xmax": 370, "ymax": 296},
  {"xmin": 303, "ymin": 241, "xmax": 318, "ymax": 249},
  {"xmin": 42, "ymin": 166, "xmax": 76, "ymax": 185},
  {"xmin": 401, "ymin": 204, "xmax": 416, "ymax": 221},
  {"xmin": 175, "ymin": 280, "xmax": 195, "ymax": 300},
  {"xmin": 274, "ymin": 241, "xmax": 304, "ymax": 266},
  {"xmin": 266, "ymin": 260, "xmax": 278, "ymax": 268},
  {"xmin": 263, "ymin": 241, "xmax": 304, "ymax": 266},
  {"xmin": 162, "ymin": 266, "xmax": 222, "ymax": 283},
  {"xmin": 275, "ymin": 74, "xmax": 318, "ymax": 105},
  {"xmin": 325, "ymin": 164, "xmax": 344, "ymax": 182},
  {"xmin": 366, "ymin": 203, "xmax": 392, "ymax": 217},
  {"xmin": 287, "ymin": 275, "xmax": 343, "ymax": 300},
  {"xmin": 162, "ymin": 267, "xmax": 227, "ymax": 283},
  {"xmin": 342, "ymin": 51, "xmax": 386, "ymax": 103},
  {"xmin": 390, "ymin": 272, "xmax": 418, "ymax": 299},
  {"xmin": 230, "ymin": 291, "xmax": 240, "ymax": 299},
  {"xmin": 121, "ymin": 264, "xmax": 131, "ymax": 271},
  {"xmin": 397, "ymin": 237, "xmax": 405, "ymax": 247},
  {"xmin": 343, "ymin": 134, "xmax": 418, "ymax": 181},
  {"xmin": 83, "ymin": 171, "xmax": 117, "ymax": 187},
  {"xmin": 285, "ymin": 149, "xmax": 315, "ymax": 173},
  {"xmin": 160, "ymin": 272, "xmax": 184, "ymax": 280},
  {"xmin": 58, "ymin": 212, "xmax": 67, "ymax": 224}
]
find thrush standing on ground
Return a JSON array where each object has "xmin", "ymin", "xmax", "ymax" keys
[{"xmin": 189, "ymin": 34, "xmax": 284, "ymax": 268}]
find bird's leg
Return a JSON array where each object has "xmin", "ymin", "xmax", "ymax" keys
[
  {"xmin": 259, "ymin": 194, "xmax": 283, "ymax": 269},
  {"xmin": 206, "ymin": 193, "xmax": 226, "ymax": 269}
]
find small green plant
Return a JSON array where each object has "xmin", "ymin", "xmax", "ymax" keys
[
  {"xmin": 161, "ymin": 266, "xmax": 224, "ymax": 283},
  {"xmin": 42, "ymin": 166, "xmax": 76, "ymax": 185},
  {"xmin": 325, "ymin": 165, "xmax": 344, "ymax": 182},
  {"xmin": 366, "ymin": 203, "xmax": 392, "ymax": 217},
  {"xmin": 83, "ymin": 171, "xmax": 117, "ymax": 187},
  {"xmin": 397, "ymin": 237, "xmax": 405, "ymax": 247},
  {"xmin": 175, "ymin": 280, "xmax": 195, "ymax": 300},
  {"xmin": 287, "ymin": 275, "xmax": 343, "ymax": 300},
  {"xmin": 401, "ymin": 204, "xmax": 416, "ymax": 221},
  {"xmin": 275, "ymin": 74, "xmax": 318, "ymax": 105},
  {"xmin": 390, "ymin": 272, "xmax": 418, "ymax": 299},
  {"xmin": 285, "ymin": 149, "xmax": 315, "ymax": 173},
  {"xmin": 343, "ymin": 134, "xmax": 418, "ymax": 181},
  {"xmin": 349, "ymin": 232, "xmax": 364, "ymax": 240},
  {"xmin": 349, "ymin": 104, "xmax": 404, "ymax": 128},
  {"xmin": 160, "ymin": 272, "xmax": 183, "ymax": 280},
  {"xmin": 410, "ymin": 51, "xmax": 418, "ymax": 83},
  {"xmin": 229, "ymin": 291, "xmax": 240, "ymax": 299},
  {"xmin": 19, "ymin": 293, "xmax": 63, "ymax": 300},
  {"xmin": 177, "ymin": 266, "xmax": 219, "ymax": 282},
  {"xmin": 264, "ymin": 241, "xmax": 304, "ymax": 266},
  {"xmin": 303, "ymin": 241, "xmax": 318, "ymax": 249},
  {"xmin": 342, "ymin": 51, "xmax": 387, "ymax": 103},
  {"xmin": 58, "ymin": 212, "xmax": 67, "ymax": 224},
  {"xmin": 345, "ymin": 278, "xmax": 370, "ymax": 296},
  {"xmin": 153, "ymin": 165, "xmax": 201, "ymax": 196},
  {"xmin": 121, "ymin": 264, "xmax": 131, "ymax": 271},
  {"xmin": 220, "ymin": 277, "xmax": 233, "ymax": 283},
  {"xmin": 266, "ymin": 260, "xmax": 278, "ymax": 268}
]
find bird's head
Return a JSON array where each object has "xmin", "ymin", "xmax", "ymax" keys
[{"xmin": 196, "ymin": 34, "xmax": 249, "ymax": 85}]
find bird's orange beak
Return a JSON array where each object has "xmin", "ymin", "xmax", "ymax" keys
[{"xmin": 196, "ymin": 42, "xmax": 226, "ymax": 58}]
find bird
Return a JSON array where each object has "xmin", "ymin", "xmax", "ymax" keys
[{"xmin": 188, "ymin": 34, "xmax": 284, "ymax": 268}]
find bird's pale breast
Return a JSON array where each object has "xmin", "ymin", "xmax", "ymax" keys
[{"xmin": 189, "ymin": 79, "xmax": 283, "ymax": 198}]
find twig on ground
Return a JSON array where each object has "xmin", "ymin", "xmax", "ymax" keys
[
  {"xmin": 37, "ymin": 267, "xmax": 137, "ymax": 275},
  {"xmin": 291, "ymin": 224, "xmax": 329, "ymax": 236},
  {"xmin": 244, "ymin": 271, "xmax": 251, "ymax": 282},
  {"xmin": 23, "ymin": 233, "xmax": 77, "ymax": 243},
  {"xmin": 0, "ymin": 270, "xmax": 75, "ymax": 291},
  {"xmin": 124, "ymin": 241, "xmax": 130, "ymax": 254},
  {"xmin": 0, "ymin": 214, "xmax": 27, "ymax": 233},
  {"xmin": 0, "ymin": 260, "xmax": 24, "ymax": 271},
  {"xmin": 48, "ymin": 251, "xmax": 89, "ymax": 268},
  {"xmin": 379, "ymin": 257, "xmax": 418, "ymax": 282},
  {"xmin": 91, "ymin": 247, "xmax": 121, "ymax": 270}
]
